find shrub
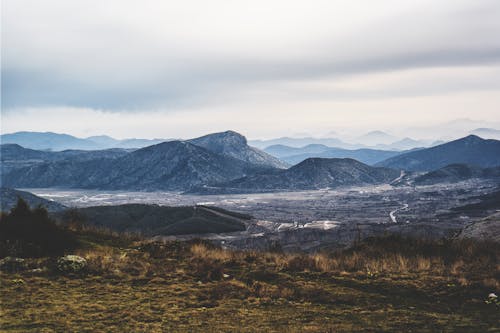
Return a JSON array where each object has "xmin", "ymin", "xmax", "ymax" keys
[{"xmin": 0, "ymin": 198, "xmax": 78, "ymax": 257}]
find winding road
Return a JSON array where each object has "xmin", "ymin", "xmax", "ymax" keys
[{"xmin": 389, "ymin": 203, "xmax": 409, "ymax": 223}]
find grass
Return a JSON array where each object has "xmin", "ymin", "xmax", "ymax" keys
[{"xmin": 1, "ymin": 230, "xmax": 499, "ymax": 332}]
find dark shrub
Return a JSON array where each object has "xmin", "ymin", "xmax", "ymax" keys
[{"xmin": 0, "ymin": 198, "xmax": 78, "ymax": 257}]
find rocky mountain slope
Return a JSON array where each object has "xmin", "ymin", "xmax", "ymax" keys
[
  {"xmin": 189, "ymin": 131, "xmax": 288, "ymax": 168},
  {"xmin": 376, "ymin": 135, "xmax": 500, "ymax": 171}
]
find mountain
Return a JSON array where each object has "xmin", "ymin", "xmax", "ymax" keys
[
  {"xmin": 115, "ymin": 138, "xmax": 170, "ymax": 149},
  {"xmin": 264, "ymin": 144, "xmax": 401, "ymax": 166},
  {"xmin": 414, "ymin": 164, "xmax": 500, "ymax": 185},
  {"xmin": 54, "ymin": 204, "xmax": 249, "ymax": 236},
  {"xmin": 0, "ymin": 187, "xmax": 66, "ymax": 212},
  {"xmin": 193, "ymin": 158, "xmax": 400, "ymax": 193},
  {"xmin": 0, "ymin": 132, "xmax": 101, "ymax": 151},
  {"xmin": 3, "ymin": 140, "xmax": 275, "ymax": 191},
  {"xmin": 0, "ymin": 144, "xmax": 129, "ymax": 176},
  {"xmin": 248, "ymin": 137, "xmax": 356, "ymax": 149},
  {"xmin": 470, "ymin": 128, "xmax": 500, "ymax": 140},
  {"xmin": 188, "ymin": 131, "xmax": 288, "ymax": 168},
  {"xmin": 376, "ymin": 135, "xmax": 500, "ymax": 171},
  {"xmin": 85, "ymin": 135, "xmax": 120, "ymax": 147},
  {"xmin": 354, "ymin": 131, "xmax": 399, "ymax": 145}
]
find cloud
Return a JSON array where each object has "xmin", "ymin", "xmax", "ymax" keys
[{"xmin": 2, "ymin": 0, "xmax": 500, "ymax": 111}]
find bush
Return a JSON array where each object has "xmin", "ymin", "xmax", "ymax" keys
[{"xmin": 0, "ymin": 198, "xmax": 78, "ymax": 257}]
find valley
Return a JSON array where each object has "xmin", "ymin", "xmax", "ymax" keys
[{"xmin": 22, "ymin": 178, "xmax": 499, "ymax": 251}]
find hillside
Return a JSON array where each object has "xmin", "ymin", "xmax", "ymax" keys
[
  {"xmin": 376, "ymin": 135, "xmax": 500, "ymax": 171},
  {"xmin": 414, "ymin": 164, "xmax": 500, "ymax": 185},
  {"xmin": 194, "ymin": 158, "xmax": 400, "ymax": 193},
  {"xmin": 56, "ymin": 204, "xmax": 249, "ymax": 236},
  {"xmin": 0, "ymin": 187, "xmax": 66, "ymax": 212}
]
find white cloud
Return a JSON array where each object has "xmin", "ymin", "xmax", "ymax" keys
[{"xmin": 1, "ymin": 0, "xmax": 500, "ymax": 136}]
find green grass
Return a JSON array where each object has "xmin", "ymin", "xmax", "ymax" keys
[{"xmin": 1, "ymin": 233, "xmax": 499, "ymax": 332}]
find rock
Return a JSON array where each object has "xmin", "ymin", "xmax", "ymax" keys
[
  {"xmin": 0, "ymin": 257, "xmax": 26, "ymax": 272},
  {"xmin": 57, "ymin": 255, "xmax": 87, "ymax": 273}
]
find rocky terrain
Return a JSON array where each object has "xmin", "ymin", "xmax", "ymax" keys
[{"xmin": 189, "ymin": 131, "xmax": 288, "ymax": 169}]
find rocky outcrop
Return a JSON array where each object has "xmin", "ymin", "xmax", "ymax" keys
[{"xmin": 57, "ymin": 255, "xmax": 87, "ymax": 273}]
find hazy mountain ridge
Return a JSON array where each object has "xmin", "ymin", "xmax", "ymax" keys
[
  {"xmin": 264, "ymin": 144, "xmax": 403, "ymax": 166},
  {"xmin": 0, "ymin": 143, "xmax": 130, "ymax": 176},
  {"xmin": 0, "ymin": 131, "xmax": 171, "ymax": 151}
]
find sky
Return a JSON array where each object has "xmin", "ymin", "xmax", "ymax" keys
[{"xmin": 1, "ymin": 0, "xmax": 500, "ymax": 139}]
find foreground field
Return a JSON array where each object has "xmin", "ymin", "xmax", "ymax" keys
[{"xmin": 1, "ymin": 230, "xmax": 499, "ymax": 332}]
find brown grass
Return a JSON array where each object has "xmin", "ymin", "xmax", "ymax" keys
[{"xmin": 1, "ymin": 233, "xmax": 499, "ymax": 332}]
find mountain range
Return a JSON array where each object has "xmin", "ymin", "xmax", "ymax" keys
[
  {"xmin": 3, "ymin": 131, "xmax": 500, "ymax": 193},
  {"xmin": 2, "ymin": 131, "xmax": 283, "ymax": 191},
  {"xmin": 0, "ymin": 131, "xmax": 170, "ymax": 151}
]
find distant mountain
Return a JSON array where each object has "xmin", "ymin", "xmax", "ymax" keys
[
  {"xmin": 193, "ymin": 158, "xmax": 400, "ymax": 193},
  {"xmin": 0, "ymin": 187, "xmax": 66, "ymax": 212},
  {"xmin": 54, "ymin": 204, "xmax": 249, "ymax": 236},
  {"xmin": 414, "ymin": 164, "xmax": 500, "ymax": 185},
  {"xmin": 264, "ymin": 144, "xmax": 401, "ymax": 166},
  {"xmin": 86, "ymin": 135, "xmax": 120, "ymax": 147},
  {"xmin": 376, "ymin": 135, "xmax": 500, "ymax": 171},
  {"xmin": 355, "ymin": 131, "xmax": 398, "ymax": 145},
  {"xmin": 3, "ymin": 140, "xmax": 276, "ymax": 191},
  {"xmin": 248, "ymin": 137, "xmax": 356, "ymax": 149},
  {"xmin": 189, "ymin": 131, "xmax": 288, "ymax": 168},
  {"xmin": 470, "ymin": 128, "xmax": 500, "ymax": 140},
  {"xmin": 115, "ymin": 138, "xmax": 170, "ymax": 149},
  {"xmin": 0, "ymin": 144, "xmax": 129, "ymax": 176},
  {"xmin": 1, "ymin": 131, "xmax": 171, "ymax": 150},
  {"xmin": 0, "ymin": 131, "xmax": 101, "ymax": 151}
]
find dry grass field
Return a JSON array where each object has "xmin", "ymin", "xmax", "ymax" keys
[{"xmin": 1, "ymin": 229, "xmax": 499, "ymax": 332}]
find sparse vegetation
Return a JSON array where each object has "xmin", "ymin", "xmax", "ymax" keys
[{"xmin": 1, "ymin": 214, "xmax": 499, "ymax": 332}]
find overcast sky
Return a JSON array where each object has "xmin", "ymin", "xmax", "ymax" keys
[{"xmin": 2, "ymin": 0, "xmax": 500, "ymax": 139}]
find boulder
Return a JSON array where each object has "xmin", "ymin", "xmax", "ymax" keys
[
  {"xmin": 0, "ymin": 257, "xmax": 26, "ymax": 272},
  {"xmin": 57, "ymin": 255, "xmax": 87, "ymax": 273}
]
